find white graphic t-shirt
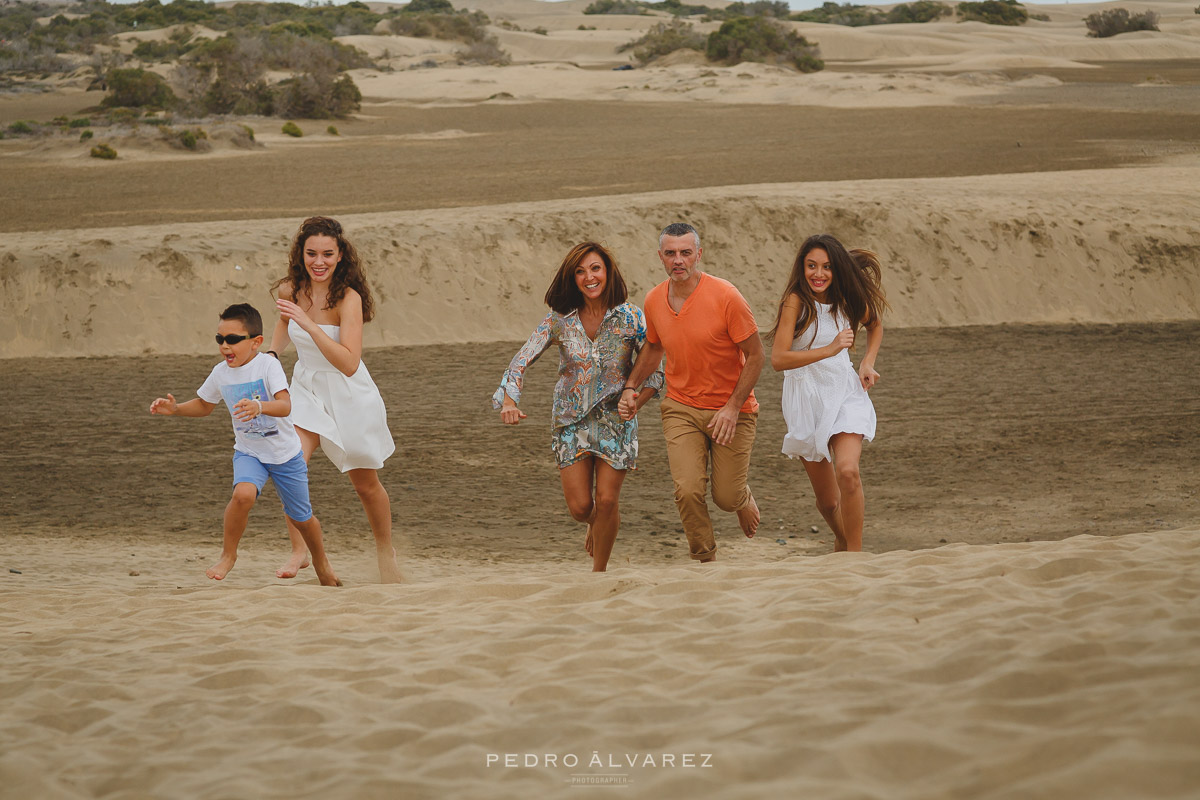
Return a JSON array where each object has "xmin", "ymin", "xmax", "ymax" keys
[{"xmin": 197, "ymin": 352, "xmax": 301, "ymax": 464}]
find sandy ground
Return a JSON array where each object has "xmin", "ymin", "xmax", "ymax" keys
[{"xmin": 2, "ymin": 2, "xmax": 1199, "ymax": 796}]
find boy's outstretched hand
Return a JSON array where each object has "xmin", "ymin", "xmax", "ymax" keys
[{"xmin": 150, "ymin": 394, "xmax": 178, "ymax": 415}]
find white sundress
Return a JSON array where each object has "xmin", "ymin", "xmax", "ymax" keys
[
  {"xmin": 288, "ymin": 320, "xmax": 394, "ymax": 472},
  {"xmin": 781, "ymin": 302, "xmax": 876, "ymax": 462}
]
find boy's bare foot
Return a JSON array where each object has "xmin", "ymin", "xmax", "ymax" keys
[
  {"xmin": 737, "ymin": 492, "xmax": 760, "ymax": 538},
  {"xmin": 377, "ymin": 547, "xmax": 403, "ymax": 584},
  {"xmin": 206, "ymin": 554, "xmax": 237, "ymax": 580},
  {"xmin": 276, "ymin": 551, "xmax": 311, "ymax": 579},
  {"xmin": 584, "ymin": 524, "xmax": 594, "ymax": 556},
  {"xmin": 312, "ymin": 557, "xmax": 342, "ymax": 587}
]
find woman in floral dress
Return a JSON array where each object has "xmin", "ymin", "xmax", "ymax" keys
[{"xmin": 493, "ymin": 242, "xmax": 663, "ymax": 571}]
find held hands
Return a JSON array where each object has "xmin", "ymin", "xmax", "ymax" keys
[
  {"xmin": 149, "ymin": 394, "xmax": 177, "ymax": 415},
  {"xmin": 707, "ymin": 405, "xmax": 740, "ymax": 446},
  {"xmin": 276, "ymin": 298, "xmax": 314, "ymax": 332},
  {"xmin": 618, "ymin": 388, "xmax": 639, "ymax": 421},
  {"xmin": 859, "ymin": 362, "xmax": 880, "ymax": 391},
  {"xmin": 500, "ymin": 397, "xmax": 527, "ymax": 425},
  {"xmin": 233, "ymin": 398, "xmax": 263, "ymax": 422}
]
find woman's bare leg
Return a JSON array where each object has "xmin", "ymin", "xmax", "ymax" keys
[
  {"xmin": 829, "ymin": 433, "xmax": 865, "ymax": 552},
  {"xmin": 348, "ymin": 468, "xmax": 402, "ymax": 584},
  {"xmin": 588, "ymin": 462, "xmax": 627, "ymax": 572},
  {"xmin": 278, "ymin": 427, "xmax": 320, "ymax": 578},
  {"xmin": 560, "ymin": 458, "xmax": 598, "ymax": 557},
  {"xmin": 801, "ymin": 457, "xmax": 846, "ymax": 551}
]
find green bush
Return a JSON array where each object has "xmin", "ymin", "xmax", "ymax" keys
[
  {"xmin": 956, "ymin": 0, "xmax": 1028, "ymax": 25},
  {"xmin": 103, "ymin": 67, "xmax": 177, "ymax": 108},
  {"xmin": 80, "ymin": 129, "xmax": 94, "ymax": 140},
  {"xmin": 707, "ymin": 16, "xmax": 823, "ymax": 71},
  {"xmin": 619, "ymin": 20, "xmax": 706, "ymax": 64},
  {"xmin": 175, "ymin": 127, "xmax": 207, "ymax": 150},
  {"xmin": 389, "ymin": 11, "xmax": 491, "ymax": 42},
  {"xmin": 327, "ymin": 124, "xmax": 339, "ymax": 135},
  {"xmin": 275, "ymin": 73, "xmax": 362, "ymax": 119},
  {"xmin": 401, "ymin": 0, "xmax": 456, "ymax": 12},
  {"xmin": 1084, "ymin": 8, "xmax": 1159, "ymax": 37},
  {"xmin": 68, "ymin": 117, "xmax": 91, "ymax": 128},
  {"xmin": 241, "ymin": 124, "xmax": 255, "ymax": 141},
  {"xmin": 282, "ymin": 121, "xmax": 303, "ymax": 137},
  {"xmin": 108, "ymin": 107, "xmax": 141, "ymax": 125},
  {"xmin": 725, "ymin": 1, "xmax": 790, "ymax": 17},
  {"xmin": 886, "ymin": 1, "xmax": 953, "ymax": 24},
  {"xmin": 90, "ymin": 143, "xmax": 117, "ymax": 159},
  {"xmin": 531, "ymin": 26, "xmax": 549, "ymax": 35},
  {"xmin": 584, "ymin": 0, "xmax": 647, "ymax": 14},
  {"xmin": 791, "ymin": 2, "xmax": 884, "ymax": 25},
  {"xmin": 6, "ymin": 120, "xmax": 35, "ymax": 134}
]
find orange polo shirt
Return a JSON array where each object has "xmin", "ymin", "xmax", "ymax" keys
[{"xmin": 644, "ymin": 272, "xmax": 760, "ymax": 413}]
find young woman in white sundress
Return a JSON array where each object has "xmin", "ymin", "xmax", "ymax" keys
[
  {"xmin": 267, "ymin": 216, "xmax": 402, "ymax": 583},
  {"xmin": 769, "ymin": 234, "xmax": 888, "ymax": 552}
]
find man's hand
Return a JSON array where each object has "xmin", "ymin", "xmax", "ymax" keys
[
  {"xmin": 706, "ymin": 405, "xmax": 740, "ymax": 446},
  {"xmin": 618, "ymin": 388, "xmax": 639, "ymax": 420}
]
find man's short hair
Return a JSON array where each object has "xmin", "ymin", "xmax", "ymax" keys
[
  {"xmin": 659, "ymin": 222, "xmax": 700, "ymax": 250},
  {"xmin": 219, "ymin": 303, "xmax": 263, "ymax": 337}
]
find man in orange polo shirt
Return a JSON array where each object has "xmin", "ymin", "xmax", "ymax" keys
[{"xmin": 619, "ymin": 222, "xmax": 763, "ymax": 562}]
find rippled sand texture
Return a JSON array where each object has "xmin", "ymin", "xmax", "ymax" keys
[{"xmin": 3, "ymin": 530, "xmax": 1198, "ymax": 799}]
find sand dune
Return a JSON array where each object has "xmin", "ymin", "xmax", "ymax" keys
[
  {"xmin": 3, "ymin": 162, "xmax": 1197, "ymax": 359},
  {"xmin": 2, "ymin": 529, "xmax": 1197, "ymax": 798}
]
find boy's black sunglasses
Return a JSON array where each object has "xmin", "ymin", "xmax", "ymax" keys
[{"xmin": 215, "ymin": 333, "xmax": 255, "ymax": 345}]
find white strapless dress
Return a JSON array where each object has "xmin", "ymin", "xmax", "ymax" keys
[
  {"xmin": 288, "ymin": 320, "xmax": 394, "ymax": 472},
  {"xmin": 781, "ymin": 303, "xmax": 876, "ymax": 462}
]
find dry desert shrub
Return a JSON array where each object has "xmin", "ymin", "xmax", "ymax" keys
[
  {"xmin": 457, "ymin": 36, "xmax": 512, "ymax": 66},
  {"xmin": 1084, "ymin": 8, "xmax": 1160, "ymax": 37},
  {"xmin": 618, "ymin": 19, "xmax": 706, "ymax": 64},
  {"xmin": 706, "ymin": 16, "xmax": 823, "ymax": 72},
  {"xmin": 90, "ymin": 143, "xmax": 118, "ymax": 159}
]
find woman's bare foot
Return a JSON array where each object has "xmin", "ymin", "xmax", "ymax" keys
[
  {"xmin": 206, "ymin": 553, "xmax": 237, "ymax": 580},
  {"xmin": 276, "ymin": 551, "xmax": 311, "ymax": 579},
  {"xmin": 737, "ymin": 493, "xmax": 761, "ymax": 538},
  {"xmin": 377, "ymin": 547, "xmax": 403, "ymax": 584},
  {"xmin": 584, "ymin": 524, "xmax": 594, "ymax": 556}
]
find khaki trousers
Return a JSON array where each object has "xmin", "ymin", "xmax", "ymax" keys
[{"xmin": 660, "ymin": 397, "xmax": 757, "ymax": 560}]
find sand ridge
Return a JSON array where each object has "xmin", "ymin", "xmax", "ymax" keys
[{"xmin": 3, "ymin": 162, "xmax": 1197, "ymax": 359}]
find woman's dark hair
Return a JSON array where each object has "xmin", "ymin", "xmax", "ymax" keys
[
  {"xmin": 771, "ymin": 233, "xmax": 888, "ymax": 347},
  {"xmin": 544, "ymin": 242, "xmax": 627, "ymax": 315},
  {"xmin": 272, "ymin": 216, "xmax": 375, "ymax": 322}
]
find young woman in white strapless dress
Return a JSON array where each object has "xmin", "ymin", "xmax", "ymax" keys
[
  {"xmin": 769, "ymin": 234, "xmax": 888, "ymax": 552},
  {"xmin": 267, "ymin": 216, "xmax": 401, "ymax": 583}
]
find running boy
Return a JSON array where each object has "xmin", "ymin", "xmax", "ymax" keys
[{"xmin": 150, "ymin": 303, "xmax": 340, "ymax": 586}]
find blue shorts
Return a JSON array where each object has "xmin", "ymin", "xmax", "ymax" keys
[{"xmin": 232, "ymin": 450, "xmax": 313, "ymax": 522}]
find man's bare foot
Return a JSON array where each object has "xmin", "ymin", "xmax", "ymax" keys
[
  {"xmin": 698, "ymin": 554, "xmax": 717, "ymax": 563},
  {"xmin": 206, "ymin": 554, "xmax": 236, "ymax": 580},
  {"xmin": 737, "ymin": 493, "xmax": 761, "ymax": 538},
  {"xmin": 276, "ymin": 551, "xmax": 311, "ymax": 579},
  {"xmin": 377, "ymin": 547, "xmax": 403, "ymax": 584},
  {"xmin": 584, "ymin": 524, "xmax": 594, "ymax": 556},
  {"xmin": 312, "ymin": 557, "xmax": 343, "ymax": 587}
]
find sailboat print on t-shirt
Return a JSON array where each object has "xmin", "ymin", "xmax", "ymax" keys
[{"xmin": 219, "ymin": 379, "xmax": 279, "ymax": 439}]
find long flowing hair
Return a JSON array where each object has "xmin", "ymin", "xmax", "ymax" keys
[
  {"xmin": 544, "ymin": 242, "xmax": 628, "ymax": 315},
  {"xmin": 272, "ymin": 216, "xmax": 375, "ymax": 322},
  {"xmin": 771, "ymin": 233, "xmax": 887, "ymax": 347}
]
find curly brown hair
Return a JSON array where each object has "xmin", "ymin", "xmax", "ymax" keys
[{"xmin": 272, "ymin": 216, "xmax": 375, "ymax": 323}]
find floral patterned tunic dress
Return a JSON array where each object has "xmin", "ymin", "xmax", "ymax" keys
[{"xmin": 492, "ymin": 302, "xmax": 665, "ymax": 470}]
